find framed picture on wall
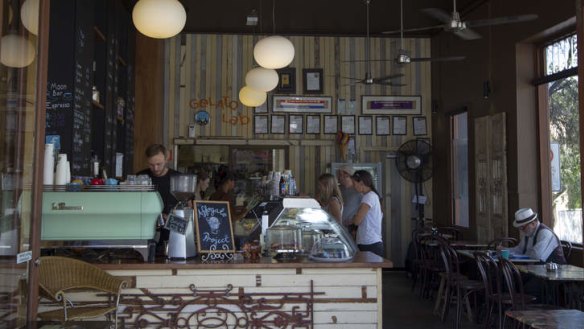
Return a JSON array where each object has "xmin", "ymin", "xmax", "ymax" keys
[
  {"xmin": 289, "ymin": 115, "xmax": 303, "ymax": 134},
  {"xmin": 254, "ymin": 115, "xmax": 268, "ymax": 134},
  {"xmin": 392, "ymin": 116, "xmax": 407, "ymax": 135},
  {"xmin": 341, "ymin": 115, "xmax": 355, "ymax": 134},
  {"xmin": 303, "ymin": 68, "xmax": 323, "ymax": 94},
  {"xmin": 324, "ymin": 115, "xmax": 338, "ymax": 134},
  {"xmin": 276, "ymin": 68, "xmax": 296, "ymax": 94},
  {"xmin": 413, "ymin": 116, "xmax": 427, "ymax": 136},
  {"xmin": 358, "ymin": 116, "xmax": 373, "ymax": 135},
  {"xmin": 306, "ymin": 115, "xmax": 321, "ymax": 134},
  {"xmin": 376, "ymin": 116, "xmax": 390, "ymax": 135},
  {"xmin": 271, "ymin": 115, "xmax": 286, "ymax": 134},
  {"xmin": 362, "ymin": 95, "xmax": 422, "ymax": 115}
]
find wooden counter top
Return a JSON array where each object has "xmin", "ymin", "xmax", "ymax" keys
[{"xmin": 94, "ymin": 251, "xmax": 392, "ymax": 270}]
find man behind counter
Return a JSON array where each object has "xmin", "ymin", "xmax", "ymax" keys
[{"xmin": 137, "ymin": 144, "xmax": 181, "ymax": 250}]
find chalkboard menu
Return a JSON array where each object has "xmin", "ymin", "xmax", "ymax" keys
[
  {"xmin": 45, "ymin": 0, "xmax": 135, "ymax": 178},
  {"xmin": 194, "ymin": 201, "xmax": 236, "ymax": 253}
]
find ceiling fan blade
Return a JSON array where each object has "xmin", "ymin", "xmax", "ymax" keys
[
  {"xmin": 382, "ymin": 24, "xmax": 444, "ymax": 35},
  {"xmin": 466, "ymin": 14, "xmax": 538, "ymax": 28},
  {"xmin": 410, "ymin": 56, "xmax": 466, "ymax": 62},
  {"xmin": 340, "ymin": 76, "xmax": 364, "ymax": 81},
  {"xmin": 421, "ymin": 8, "xmax": 453, "ymax": 24},
  {"xmin": 453, "ymin": 28, "xmax": 482, "ymax": 40},
  {"xmin": 375, "ymin": 73, "xmax": 405, "ymax": 81},
  {"xmin": 376, "ymin": 81, "xmax": 406, "ymax": 87}
]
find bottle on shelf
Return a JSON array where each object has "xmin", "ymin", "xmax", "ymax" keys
[{"xmin": 289, "ymin": 175, "xmax": 296, "ymax": 196}]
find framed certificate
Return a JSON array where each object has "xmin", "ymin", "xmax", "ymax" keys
[
  {"xmin": 392, "ymin": 116, "xmax": 407, "ymax": 135},
  {"xmin": 358, "ymin": 116, "xmax": 373, "ymax": 135},
  {"xmin": 341, "ymin": 115, "xmax": 355, "ymax": 134},
  {"xmin": 413, "ymin": 116, "xmax": 428, "ymax": 136},
  {"xmin": 289, "ymin": 115, "xmax": 303, "ymax": 134},
  {"xmin": 303, "ymin": 68, "xmax": 323, "ymax": 94},
  {"xmin": 254, "ymin": 115, "xmax": 268, "ymax": 134},
  {"xmin": 306, "ymin": 115, "xmax": 321, "ymax": 134},
  {"xmin": 271, "ymin": 115, "xmax": 286, "ymax": 134},
  {"xmin": 324, "ymin": 115, "xmax": 338, "ymax": 134},
  {"xmin": 376, "ymin": 116, "xmax": 390, "ymax": 135}
]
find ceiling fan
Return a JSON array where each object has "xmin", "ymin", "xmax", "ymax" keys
[
  {"xmin": 347, "ymin": 0, "xmax": 465, "ymax": 65},
  {"xmin": 341, "ymin": 0, "xmax": 404, "ymax": 86},
  {"xmin": 382, "ymin": 0, "xmax": 538, "ymax": 41}
]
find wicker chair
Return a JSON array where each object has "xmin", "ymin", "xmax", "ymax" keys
[{"xmin": 37, "ymin": 256, "xmax": 126, "ymax": 326}]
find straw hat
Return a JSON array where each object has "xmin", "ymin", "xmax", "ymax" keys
[
  {"xmin": 513, "ymin": 208, "xmax": 538, "ymax": 227},
  {"xmin": 338, "ymin": 164, "xmax": 355, "ymax": 176}
]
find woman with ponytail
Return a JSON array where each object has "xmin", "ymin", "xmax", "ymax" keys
[{"xmin": 350, "ymin": 170, "xmax": 384, "ymax": 257}]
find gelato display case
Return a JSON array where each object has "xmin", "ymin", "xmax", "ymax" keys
[{"xmin": 266, "ymin": 198, "xmax": 357, "ymax": 262}]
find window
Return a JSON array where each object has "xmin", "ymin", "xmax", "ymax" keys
[
  {"xmin": 538, "ymin": 34, "xmax": 581, "ymax": 243},
  {"xmin": 451, "ymin": 112, "xmax": 469, "ymax": 227}
]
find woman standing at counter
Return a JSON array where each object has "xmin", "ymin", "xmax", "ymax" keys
[
  {"xmin": 317, "ymin": 173, "xmax": 344, "ymax": 223},
  {"xmin": 209, "ymin": 165, "xmax": 246, "ymax": 221},
  {"xmin": 194, "ymin": 171, "xmax": 210, "ymax": 200},
  {"xmin": 351, "ymin": 170, "xmax": 384, "ymax": 257}
]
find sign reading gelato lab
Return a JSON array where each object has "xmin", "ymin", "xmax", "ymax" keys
[
  {"xmin": 194, "ymin": 201, "xmax": 235, "ymax": 254},
  {"xmin": 189, "ymin": 96, "xmax": 250, "ymax": 126}
]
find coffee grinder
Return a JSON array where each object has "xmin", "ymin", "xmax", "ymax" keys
[{"xmin": 167, "ymin": 174, "xmax": 197, "ymax": 259}]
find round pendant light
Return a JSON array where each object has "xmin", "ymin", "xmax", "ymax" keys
[
  {"xmin": 1, "ymin": 34, "xmax": 36, "ymax": 68},
  {"xmin": 239, "ymin": 86, "xmax": 267, "ymax": 107},
  {"xmin": 253, "ymin": 36, "xmax": 295, "ymax": 69},
  {"xmin": 132, "ymin": 0, "xmax": 186, "ymax": 39},
  {"xmin": 21, "ymin": 0, "xmax": 39, "ymax": 35},
  {"xmin": 245, "ymin": 67, "xmax": 279, "ymax": 92}
]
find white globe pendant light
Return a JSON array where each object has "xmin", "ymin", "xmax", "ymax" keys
[
  {"xmin": 20, "ymin": 0, "xmax": 39, "ymax": 35},
  {"xmin": 245, "ymin": 67, "xmax": 279, "ymax": 92},
  {"xmin": 239, "ymin": 86, "xmax": 267, "ymax": 107},
  {"xmin": 132, "ymin": 0, "xmax": 186, "ymax": 39},
  {"xmin": 1, "ymin": 34, "xmax": 36, "ymax": 68},
  {"xmin": 253, "ymin": 36, "xmax": 295, "ymax": 69}
]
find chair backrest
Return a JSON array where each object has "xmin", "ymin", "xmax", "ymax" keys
[
  {"xmin": 38, "ymin": 256, "xmax": 126, "ymax": 302},
  {"xmin": 436, "ymin": 226, "xmax": 463, "ymax": 241},
  {"xmin": 499, "ymin": 258, "xmax": 527, "ymax": 310},
  {"xmin": 560, "ymin": 240, "xmax": 572, "ymax": 260},
  {"xmin": 487, "ymin": 237, "xmax": 518, "ymax": 250},
  {"xmin": 474, "ymin": 252, "xmax": 500, "ymax": 298},
  {"xmin": 436, "ymin": 235, "xmax": 460, "ymax": 277}
]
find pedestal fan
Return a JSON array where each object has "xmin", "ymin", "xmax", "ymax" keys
[{"xmin": 395, "ymin": 139, "xmax": 433, "ymax": 222}]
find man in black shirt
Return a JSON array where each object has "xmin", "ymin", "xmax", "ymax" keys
[{"xmin": 137, "ymin": 144, "xmax": 181, "ymax": 251}]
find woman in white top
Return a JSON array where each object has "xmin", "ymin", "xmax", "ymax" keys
[
  {"xmin": 194, "ymin": 171, "xmax": 211, "ymax": 200},
  {"xmin": 316, "ymin": 173, "xmax": 344, "ymax": 223},
  {"xmin": 351, "ymin": 170, "xmax": 384, "ymax": 257}
]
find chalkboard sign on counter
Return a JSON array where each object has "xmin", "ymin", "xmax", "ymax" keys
[
  {"xmin": 165, "ymin": 213, "xmax": 188, "ymax": 235},
  {"xmin": 194, "ymin": 201, "xmax": 235, "ymax": 253}
]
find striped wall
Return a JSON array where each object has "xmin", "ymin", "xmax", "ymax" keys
[{"xmin": 164, "ymin": 34, "xmax": 433, "ymax": 266}]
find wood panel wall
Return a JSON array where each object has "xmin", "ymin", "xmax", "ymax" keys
[{"xmin": 158, "ymin": 34, "xmax": 432, "ymax": 266}]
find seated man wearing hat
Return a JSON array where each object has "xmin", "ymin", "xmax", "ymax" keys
[{"xmin": 505, "ymin": 208, "xmax": 566, "ymax": 264}]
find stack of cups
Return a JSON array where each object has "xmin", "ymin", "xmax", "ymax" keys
[
  {"xmin": 43, "ymin": 144, "xmax": 55, "ymax": 186},
  {"xmin": 54, "ymin": 153, "xmax": 70, "ymax": 185}
]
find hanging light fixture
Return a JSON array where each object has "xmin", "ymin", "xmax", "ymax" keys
[
  {"xmin": 20, "ymin": 0, "xmax": 39, "ymax": 35},
  {"xmin": 253, "ymin": 36, "xmax": 294, "ymax": 69},
  {"xmin": 239, "ymin": 86, "xmax": 267, "ymax": 107},
  {"xmin": 252, "ymin": 0, "xmax": 294, "ymax": 69},
  {"xmin": 245, "ymin": 67, "xmax": 279, "ymax": 92},
  {"xmin": 1, "ymin": 33, "xmax": 36, "ymax": 68},
  {"xmin": 132, "ymin": 0, "xmax": 186, "ymax": 39}
]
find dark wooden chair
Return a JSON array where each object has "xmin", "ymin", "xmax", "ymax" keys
[
  {"xmin": 487, "ymin": 237, "xmax": 518, "ymax": 250},
  {"xmin": 560, "ymin": 240, "xmax": 572, "ymax": 260},
  {"xmin": 435, "ymin": 236, "xmax": 483, "ymax": 329},
  {"xmin": 37, "ymin": 256, "xmax": 127, "ymax": 327}
]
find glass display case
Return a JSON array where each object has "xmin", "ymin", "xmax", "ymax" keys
[{"xmin": 266, "ymin": 198, "xmax": 358, "ymax": 262}]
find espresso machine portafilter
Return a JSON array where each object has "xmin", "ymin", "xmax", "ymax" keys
[{"xmin": 167, "ymin": 174, "xmax": 197, "ymax": 259}]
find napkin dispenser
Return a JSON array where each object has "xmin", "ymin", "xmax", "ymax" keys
[{"xmin": 41, "ymin": 191, "xmax": 163, "ymax": 261}]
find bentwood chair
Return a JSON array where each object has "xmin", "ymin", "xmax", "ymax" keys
[
  {"xmin": 560, "ymin": 240, "xmax": 572, "ymax": 260},
  {"xmin": 37, "ymin": 256, "xmax": 127, "ymax": 327},
  {"xmin": 487, "ymin": 237, "xmax": 518, "ymax": 250},
  {"xmin": 435, "ymin": 236, "xmax": 483, "ymax": 329}
]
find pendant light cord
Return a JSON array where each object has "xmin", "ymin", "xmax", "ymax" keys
[{"xmin": 272, "ymin": 0, "xmax": 276, "ymax": 34}]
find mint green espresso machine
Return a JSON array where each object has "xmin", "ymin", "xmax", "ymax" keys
[{"xmin": 41, "ymin": 188, "xmax": 163, "ymax": 261}]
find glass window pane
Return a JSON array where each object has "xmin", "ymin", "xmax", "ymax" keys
[
  {"xmin": 545, "ymin": 34, "xmax": 577, "ymax": 75},
  {"xmin": 548, "ymin": 76, "xmax": 581, "ymax": 243},
  {"xmin": 452, "ymin": 112, "xmax": 469, "ymax": 227}
]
